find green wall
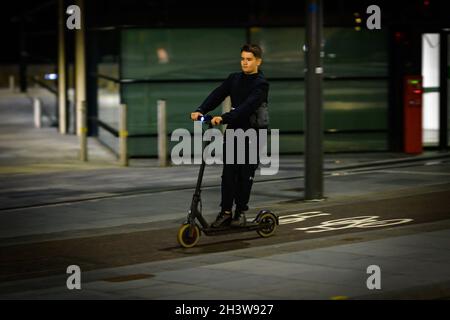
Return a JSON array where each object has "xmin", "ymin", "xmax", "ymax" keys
[{"xmin": 97, "ymin": 27, "xmax": 389, "ymax": 156}]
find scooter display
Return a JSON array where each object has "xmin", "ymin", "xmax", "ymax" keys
[{"xmin": 177, "ymin": 115, "xmax": 279, "ymax": 248}]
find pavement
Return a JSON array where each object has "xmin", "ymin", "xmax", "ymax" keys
[{"xmin": 0, "ymin": 89, "xmax": 450, "ymax": 300}]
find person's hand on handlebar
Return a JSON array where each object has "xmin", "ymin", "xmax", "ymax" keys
[
  {"xmin": 211, "ymin": 116, "xmax": 222, "ymax": 126},
  {"xmin": 191, "ymin": 112, "xmax": 203, "ymax": 121}
]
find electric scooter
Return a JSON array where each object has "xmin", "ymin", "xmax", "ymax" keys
[{"xmin": 177, "ymin": 114, "xmax": 279, "ymax": 248}]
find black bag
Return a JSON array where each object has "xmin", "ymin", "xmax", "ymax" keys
[{"xmin": 249, "ymin": 102, "xmax": 269, "ymax": 129}]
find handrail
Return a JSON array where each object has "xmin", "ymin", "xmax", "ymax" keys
[{"xmin": 31, "ymin": 76, "xmax": 57, "ymax": 95}]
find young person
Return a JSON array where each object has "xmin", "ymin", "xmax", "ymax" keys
[{"xmin": 190, "ymin": 44, "xmax": 269, "ymax": 227}]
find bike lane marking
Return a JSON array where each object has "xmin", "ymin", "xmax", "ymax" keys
[{"xmin": 279, "ymin": 211, "xmax": 413, "ymax": 234}]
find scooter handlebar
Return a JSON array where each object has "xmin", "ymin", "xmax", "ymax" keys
[{"xmin": 197, "ymin": 114, "xmax": 213, "ymax": 123}]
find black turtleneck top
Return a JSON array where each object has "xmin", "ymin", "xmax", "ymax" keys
[{"xmin": 195, "ymin": 71, "xmax": 269, "ymax": 129}]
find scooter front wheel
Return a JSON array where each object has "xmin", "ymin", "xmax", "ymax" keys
[{"xmin": 177, "ymin": 223, "xmax": 201, "ymax": 248}]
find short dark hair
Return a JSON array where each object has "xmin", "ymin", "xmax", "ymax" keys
[{"xmin": 241, "ymin": 44, "xmax": 263, "ymax": 59}]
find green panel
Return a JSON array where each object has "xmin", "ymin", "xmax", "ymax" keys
[
  {"xmin": 272, "ymin": 79, "xmax": 387, "ymax": 153},
  {"xmin": 250, "ymin": 27, "xmax": 388, "ymax": 78},
  {"xmin": 323, "ymin": 80, "xmax": 388, "ymax": 130},
  {"xmin": 122, "ymin": 82, "xmax": 223, "ymax": 134},
  {"xmin": 122, "ymin": 82, "xmax": 224, "ymax": 156},
  {"xmin": 122, "ymin": 80, "xmax": 387, "ymax": 156},
  {"xmin": 269, "ymin": 80, "xmax": 387, "ymax": 132},
  {"xmin": 121, "ymin": 28, "xmax": 246, "ymax": 79},
  {"xmin": 323, "ymin": 133, "xmax": 387, "ymax": 152},
  {"xmin": 323, "ymin": 28, "xmax": 388, "ymax": 77},
  {"xmin": 111, "ymin": 27, "xmax": 390, "ymax": 156},
  {"xmin": 280, "ymin": 133, "xmax": 387, "ymax": 153},
  {"xmin": 249, "ymin": 27, "xmax": 305, "ymax": 78},
  {"xmin": 269, "ymin": 81, "xmax": 304, "ymax": 131},
  {"xmin": 128, "ymin": 136, "xmax": 156, "ymax": 157}
]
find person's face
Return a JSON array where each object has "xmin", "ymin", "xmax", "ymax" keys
[{"xmin": 241, "ymin": 51, "xmax": 261, "ymax": 74}]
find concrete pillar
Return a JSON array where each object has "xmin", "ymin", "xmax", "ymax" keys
[
  {"xmin": 157, "ymin": 99, "xmax": 169, "ymax": 167},
  {"xmin": 119, "ymin": 104, "xmax": 128, "ymax": 166},
  {"xmin": 75, "ymin": 0, "xmax": 86, "ymax": 137},
  {"xmin": 58, "ymin": 0, "xmax": 67, "ymax": 134},
  {"xmin": 80, "ymin": 101, "xmax": 88, "ymax": 161},
  {"xmin": 33, "ymin": 98, "xmax": 42, "ymax": 128}
]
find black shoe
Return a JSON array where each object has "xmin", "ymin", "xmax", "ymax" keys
[
  {"xmin": 231, "ymin": 210, "xmax": 246, "ymax": 227},
  {"xmin": 211, "ymin": 212, "xmax": 232, "ymax": 228}
]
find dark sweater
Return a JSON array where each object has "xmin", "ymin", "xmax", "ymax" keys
[{"xmin": 196, "ymin": 71, "xmax": 269, "ymax": 129}]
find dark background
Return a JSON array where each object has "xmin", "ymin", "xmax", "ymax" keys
[{"xmin": 1, "ymin": 0, "xmax": 449, "ymax": 64}]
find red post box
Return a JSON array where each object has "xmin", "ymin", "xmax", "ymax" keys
[{"xmin": 403, "ymin": 75, "xmax": 423, "ymax": 154}]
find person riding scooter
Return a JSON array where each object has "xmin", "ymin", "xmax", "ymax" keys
[{"xmin": 190, "ymin": 44, "xmax": 269, "ymax": 228}]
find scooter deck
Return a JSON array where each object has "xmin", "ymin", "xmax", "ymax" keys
[{"xmin": 202, "ymin": 221, "xmax": 260, "ymax": 236}]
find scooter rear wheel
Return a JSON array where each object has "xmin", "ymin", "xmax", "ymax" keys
[
  {"xmin": 177, "ymin": 224, "xmax": 200, "ymax": 248},
  {"xmin": 256, "ymin": 212, "xmax": 277, "ymax": 238}
]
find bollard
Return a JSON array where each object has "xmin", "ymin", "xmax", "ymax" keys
[
  {"xmin": 119, "ymin": 103, "xmax": 128, "ymax": 167},
  {"xmin": 157, "ymin": 99, "xmax": 168, "ymax": 167},
  {"xmin": 9, "ymin": 75, "xmax": 15, "ymax": 92},
  {"xmin": 80, "ymin": 101, "xmax": 88, "ymax": 161},
  {"xmin": 33, "ymin": 98, "xmax": 42, "ymax": 128}
]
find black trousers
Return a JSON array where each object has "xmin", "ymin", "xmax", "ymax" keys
[
  {"xmin": 220, "ymin": 131, "xmax": 259, "ymax": 212},
  {"xmin": 220, "ymin": 163, "xmax": 258, "ymax": 212}
]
